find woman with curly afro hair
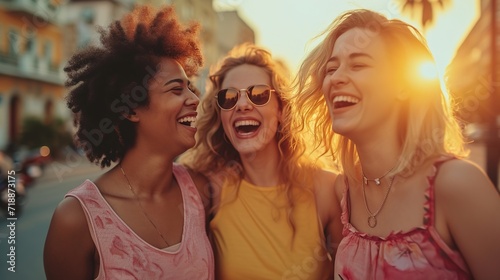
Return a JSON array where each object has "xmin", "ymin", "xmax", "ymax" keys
[{"xmin": 44, "ymin": 5, "xmax": 214, "ymax": 279}]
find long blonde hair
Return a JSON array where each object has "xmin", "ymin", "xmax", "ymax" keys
[
  {"xmin": 181, "ymin": 43, "xmax": 319, "ymax": 230},
  {"xmin": 294, "ymin": 9, "xmax": 466, "ymax": 181}
]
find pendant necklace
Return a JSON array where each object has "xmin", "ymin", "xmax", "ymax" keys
[
  {"xmin": 362, "ymin": 175, "xmax": 396, "ymax": 228},
  {"xmin": 362, "ymin": 164, "xmax": 397, "ymax": 185},
  {"xmin": 120, "ymin": 164, "xmax": 170, "ymax": 247}
]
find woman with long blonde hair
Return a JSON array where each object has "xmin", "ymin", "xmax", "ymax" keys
[
  {"xmin": 181, "ymin": 43, "xmax": 341, "ymax": 279},
  {"xmin": 295, "ymin": 9, "xmax": 500, "ymax": 280}
]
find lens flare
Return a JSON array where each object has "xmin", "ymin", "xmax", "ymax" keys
[{"xmin": 418, "ymin": 61, "xmax": 438, "ymax": 80}]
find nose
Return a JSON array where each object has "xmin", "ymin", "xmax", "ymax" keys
[
  {"xmin": 234, "ymin": 90, "xmax": 253, "ymax": 111},
  {"xmin": 327, "ymin": 66, "xmax": 349, "ymax": 88},
  {"xmin": 185, "ymin": 88, "xmax": 199, "ymax": 107}
]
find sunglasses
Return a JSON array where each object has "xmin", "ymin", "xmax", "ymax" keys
[{"xmin": 215, "ymin": 84, "xmax": 275, "ymax": 110}]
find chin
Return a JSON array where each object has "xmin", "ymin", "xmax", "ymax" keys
[
  {"xmin": 185, "ymin": 140, "xmax": 196, "ymax": 149},
  {"xmin": 178, "ymin": 139, "xmax": 196, "ymax": 152},
  {"xmin": 331, "ymin": 122, "xmax": 354, "ymax": 137},
  {"xmin": 233, "ymin": 143, "xmax": 261, "ymax": 157}
]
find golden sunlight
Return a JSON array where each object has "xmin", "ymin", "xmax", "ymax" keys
[
  {"xmin": 227, "ymin": 0, "xmax": 479, "ymax": 76},
  {"xmin": 418, "ymin": 61, "xmax": 439, "ymax": 80}
]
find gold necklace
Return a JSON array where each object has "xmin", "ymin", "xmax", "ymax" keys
[
  {"xmin": 362, "ymin": 175, "xmax": 396, "ymax": 228},
  {"xmin": 119, "ymin": 164, "xmax": 170, "ymax": 247},
  {"xmin": 362, "ymin": 164, "xmax": 396, "ymax": 185}
]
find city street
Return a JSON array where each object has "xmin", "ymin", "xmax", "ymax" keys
[{"xmin": 0, "ymin": 153, "xmax": 109, "ymax": 280}]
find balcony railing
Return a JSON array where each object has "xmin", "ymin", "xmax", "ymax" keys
[
  {"xmin": 0, "ymin": 0, "xmax": 59, "ymax": 24},
  {"xmin": 0, "ymin": 52, "xmax": 19, "ymax": 66},
  {"xmin": 0, "ymin": 52, "xmax": 63, "ymax": 85}
]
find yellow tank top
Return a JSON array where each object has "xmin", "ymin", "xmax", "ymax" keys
[{"xmin": 210, "ymin": 179, "xmax": 332, "ymax": 280}]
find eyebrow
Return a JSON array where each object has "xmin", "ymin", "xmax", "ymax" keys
[
  {"xmin": 326, "ymin": 52, "xmax": 373, "ymax": 63},
  {"xmin": 163, "ymin": 78, "xmax": 185, "ymax": 87}
]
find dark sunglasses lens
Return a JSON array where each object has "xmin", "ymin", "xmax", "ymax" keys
[
  {"xmin": 217, "ymin": 89, "xmax": 238, "ymax": 109},
  {"xmin": 248, "ymin": 85, "xmax": 271, "ymax": 105}
]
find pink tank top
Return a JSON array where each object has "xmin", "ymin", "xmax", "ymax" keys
[
  {"xmin": 335, "ymin": 159, "xmax": 472, "ymax": 280},
  {"xmin": 67, "ymin": 163, "xmax": 214, "ymax": 279}
]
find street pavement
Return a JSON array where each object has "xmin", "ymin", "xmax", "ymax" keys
[{"xmin": 0, "ymin": 150, "xmax": 110, "ymax": 280}]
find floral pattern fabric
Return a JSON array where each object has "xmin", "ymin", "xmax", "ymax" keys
[
  {"xmin": 67, "ymin": 163, "xmax": 214, "ymax": 280},
  {"xmin": 335, "ymin": 159, "xmax": 472, "ymax": 280}
]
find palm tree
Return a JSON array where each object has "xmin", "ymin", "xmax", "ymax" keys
[{"xmin": 399, "ymin": 0, "xmax": 451, "ymax": 30}]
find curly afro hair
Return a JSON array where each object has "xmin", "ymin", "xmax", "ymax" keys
[{"xmin": 65, "ymin": 5, "xmax": 203, "ymax": 167}]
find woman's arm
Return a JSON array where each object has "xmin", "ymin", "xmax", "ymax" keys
[
  {"xmin": 314, "ymin": 169, "xmax": 343, "ymax": 260},
  {"xmin": 436, "ymin": 159, "xmax": 500, "ymax": 280},
  {"xmin": 44, "ymin": 197, "xmax": 96, "ymax": 280}
]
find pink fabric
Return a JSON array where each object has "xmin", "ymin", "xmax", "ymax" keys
[
  {"xmin": 67, "ymin": 163, "xmax": 214, "ymax": 280},
  {"xmin": 335, "ymin": 159, "xmax": 472, "ymax": 280}
]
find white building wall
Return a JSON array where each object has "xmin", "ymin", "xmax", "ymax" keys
[{"xmin": 23, "ymin": 94, "xmax": 45, "ymax": 118}]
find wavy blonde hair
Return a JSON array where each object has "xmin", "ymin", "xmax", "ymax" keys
[
  {"xmin": 181, "ymin": 43, "xmax": 319, "ymax": 229},
  {"xmin": 294, "ymin": 9, "xmax": 466, "ymax": 181}
]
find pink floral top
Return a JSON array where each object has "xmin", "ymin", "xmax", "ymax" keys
[
  {"xmin": 335, "ymin": 159, "xmax": 472, "ymax": 280},
  {"xmin": 67, "ymin": 163, "xmax": 214, "ymax": 280}
]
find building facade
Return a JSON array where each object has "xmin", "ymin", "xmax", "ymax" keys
[
  {"xmin": 0, "ymin": 0, "xmax": 68, "ymax": 151},
  {"xmin": 162, "ymin": 0, "xmax": 255, "ymax": 93},
  {"xmin": 447, "ymin": 0, "xmax": 500, "ymax": 124},
  {"xmin": 447, "ymin": 0, "xmax": 500, "ymax": 185}
]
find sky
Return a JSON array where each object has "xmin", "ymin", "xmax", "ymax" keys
[{"xmin": 213, "ymin": 0, "xmax": 480, "ymax": 77}]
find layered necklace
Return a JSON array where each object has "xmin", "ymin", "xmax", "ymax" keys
[
  {"xmin": 361, "ymin": 165, "xmax": 397, "ymax": 228},
  {"xmin": 362, "ymin": 164, "xmax": 396, "ymax": 185},
  {"xmin": 119, "ymin": 164, "xmax": 170, "ymax": 247}
]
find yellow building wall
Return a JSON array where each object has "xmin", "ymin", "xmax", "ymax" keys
[
  {"xmin": 0, "ymin": 75, "xmax": 65, "ymax": 98},
  {"xmin": 0, "ymin": 9, "xmax": 64, "ymax": 65}
]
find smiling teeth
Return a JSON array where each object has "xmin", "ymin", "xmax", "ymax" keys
[
  {"xmin": 234, "ymin": 120, "xmax": 260, "ymax": 127},
  {"xmin": 178, "ymin": 116, "xmax": 196, "ymax": 127},
  {"xmin": 333, "ymin": 95, "xmax": 360, "ymax": 104}
]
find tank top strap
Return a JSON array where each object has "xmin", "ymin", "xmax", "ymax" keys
[
  {"xmin": 172, "ymin": 163, "xmax": 206, "ymax": 233},
  {"xmin": 172, "ymin": 163, "xmax": 195, "ymax": 190},
  {"xmin": 340, "ymin": 176, "xmax": 352, "ymax": 235},
  {"xmin": 423, "ymin": 156, "xmax": 456, "ymax": 227}
]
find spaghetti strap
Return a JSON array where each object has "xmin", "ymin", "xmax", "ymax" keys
[
  {"xmin": 339, "ymin": 176, "xmax": 351, "ymax": 237},
  {"xmin": 424, "ymin": 156, "xmax": 456, "ymax": 227}
]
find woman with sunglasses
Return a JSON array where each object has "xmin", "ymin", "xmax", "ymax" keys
[
  {"xmin": 295, "ymin": 9, "xmax": 500, "ymax": 279},
  {"xmin": 44, "ymin": 6, "xmax": 214, "ymax": 279},
  {"xmin": 180, "ymin": 44, "xmax": 341, "ymax": 279}
]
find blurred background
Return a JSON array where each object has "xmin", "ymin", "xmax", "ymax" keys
[{"xmin": 0, "ymin": 0, "xmax": 498, "ymax": 278}]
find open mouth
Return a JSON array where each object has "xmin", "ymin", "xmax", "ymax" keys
[
  {"xmin": 333, "ymin": 95, "xmax": 360, "ymax": 109},
  {"xmin": 234, "ymin": 120, "xmax": 261, "ymax": 135},
  {"xmin": 177, "ymin": 116, "xmax": 196, "ymax": 128}
]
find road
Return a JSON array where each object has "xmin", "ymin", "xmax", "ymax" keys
[{"xmin": 0, "ymin": 152, "xmax": 108, "ymax": 280}]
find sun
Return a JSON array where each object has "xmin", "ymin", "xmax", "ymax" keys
[
  {"xmin": 418, "ymin": 61, "xmax": 438, "ymax": 80},
  {"xmin": 416, "ymin": 60, "xmax": 451, "ymax": 102}
]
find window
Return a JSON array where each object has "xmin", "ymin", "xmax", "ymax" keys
[
  {"xmin": 25, "ymin": 36, "xmax": 35, "ymax": 55},
  {"xmin": 43, "ymin": 41, "xmax": 52, "ymax": 61},
  {"xmin": 8, "ymin": 29, "xmax": 19, "ymax": 55}
]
